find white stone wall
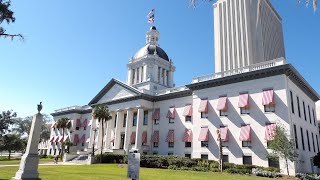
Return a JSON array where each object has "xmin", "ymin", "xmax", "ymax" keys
[{"xmin": 287, "ymin": 78, "xmax": 319, "ymax": 173}]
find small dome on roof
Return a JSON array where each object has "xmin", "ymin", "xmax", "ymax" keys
[
  {"xmin": 150, "ymin": 26, "xmax": 157, "ymax": 30},
  {"xmin": 133, "ymin": 44, "xmax": 169, "ymax": 61}
]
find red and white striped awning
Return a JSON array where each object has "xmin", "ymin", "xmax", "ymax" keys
[
  {"xmin": 51, "ymin": 122, "xmax": 56, "ymax": 128},
  {"xmin": 198, "ymin": 127, "xmax": 209, "ymax": 141},
  {"xmin": 220, "ymin": 127, "xmax": 229, "ymax": 142},
  {"xmin": 239, "ymin": 125, "xmax": 251, "ymax": 141},
  {"xmin": 262, "ymin": 90, "xmax": 274, "ymax": 105},
  {"xmin": 142, "ymin": 131, "xmax": 147, "ymax": 143},
  {"xmin": 76, "ymin": 119, "xmax": 81, "ymax": 128},
  {"xmin": 217, "ymin": 97, "xmax": 228, "ymax": 111},
  {"xmin": 49, "ymin": 136, "xmax": 55, "ymax": 142},
  {"xmin": 54, "ymin": 136, "xmax": 60, "ymax": 142},
  {"xmin": 80, "ymin": 134, "xmax": 86, "ymax": 144},
  {"xmin": 152, "ymin": 108, "xmax": 160, "ymax": 120},
  {"xmin": 182, "ymin": 129, "xmax": 192, "ymax": 142},
  {"xmin": 166, "ymin": 107, "xmax": 176, "ymax": 119},
  {"xmin": 198, "ymin": 99, "xmax": 208, "ymax": 113},
  {"xmin": 265, "ymin": 123, "xmax": 276, "ymax": 140},
  {"xmin": 64, "ymin": 135, "xmax": 70, "ymax": 142},
  {"xmin": 73, "ymin": 134, "xmax": 79, "ymax": 143},
  {"xmin": 238, "ymin": 94, "xmax": 249, "ymax": 108},
  {"xmin": 152, "ymin": 130, "xmax": 160, "ymax": 143},
  {"xmin": 130, "ymin": 132, "xmax": 136, "ymax": 144},
  {"xmin": 166, "ymin": 130, "xmax": 175, "ymax": 142},
  {"xmin": 82, "ymin": 119, "xmax": 88, "ymax": 127},
  {"xmin": 183, "ymin": 104, "xmax": 192, "ymax": 116}
]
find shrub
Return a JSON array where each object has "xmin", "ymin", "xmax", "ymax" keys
[
  {"xmin": 253, "ymin": 168, "xmax": 282, "ymax": 178},
  {"xmin": 95, "ymin": 153, "xmax": 127, "ymax": 164}
]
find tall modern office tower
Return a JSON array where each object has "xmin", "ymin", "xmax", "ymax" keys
[{"xmin": 213, "ymin": 0, "xmax": 286, "ymax": 73}]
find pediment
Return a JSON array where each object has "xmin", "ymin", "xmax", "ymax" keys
[{"xmin": 89, "ymin": 79, "xmax": 141, "ymax": 105}]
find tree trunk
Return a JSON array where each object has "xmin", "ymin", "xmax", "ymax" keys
[
  {"xmin": 8, "ymin": 150, "xmax": 11, "ymax": 160},
  {"xmin": 285, "ymin": 158, "xmax": 289, "ymax": 176},
  {"xmin": 61, "ymin": 128, "xmax": 64, "ymax": 160},
  {"xmin": 100, "ymin": 119, "xmax": 104, "ymax": 163}
]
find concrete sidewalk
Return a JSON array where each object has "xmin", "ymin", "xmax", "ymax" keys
[{"xmin": 0, "ymin": 162, "xmax": 83, "ymax": 167}]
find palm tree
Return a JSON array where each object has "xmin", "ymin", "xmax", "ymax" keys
[
  {"xmin": 56, "ymin": 117, "xmax": 71, "ymax": 160},
  {"xmin": 189, "ymin": 0, "xmax": 317, "ymax": 12},
  {"xmin": 92, "ymin": 105, "xmax": 112, "ymax": 163}
]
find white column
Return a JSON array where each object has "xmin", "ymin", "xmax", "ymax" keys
[
  {"xmin": 153, "ymin": 64, "xmax": 158, "ymax": 82},
  {"xmin": 124, "ymin": 108, "xmax": 133, "ymax": 153},
  {"xmin": 139, "ymin": 66, "xmax": 143, "ymax": 83},
  {"xmin": 135, "ymin": 107, "xmax": 144, "ymax": 150},
  {"xmin": 127, "ymin": 68, "xmax": 132, "ymax": 85},
  {"xmin": 147, "ymin": 110, "xmax": 153, "ymax": 154},
  {"xmin": 159, "ymin": 67, "xmax": 163, "ymax": 84},
  {"xmin": 143, "ymin": 63, "xmax": 147, "ymax": 81},
  {"xmin": 164, "ymin": 70, "xmax": 167, "ymax": 86},
  {"xmin": 114, "ymin": 110, "xmax": 122, "ymax": 149}
]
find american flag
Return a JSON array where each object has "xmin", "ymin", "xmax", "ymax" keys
[{"xmin": 147, "ymin": 9, "xmax": 155, "ymax": 24}]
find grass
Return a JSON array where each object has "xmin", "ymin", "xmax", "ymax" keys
[{"xmin": 0, "ymin": 164, "xmax": 272, "ymax": 180}]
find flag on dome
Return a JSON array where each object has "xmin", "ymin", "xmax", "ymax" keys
[{"xmin": 147, "ymin": 9, "xmax": 155, "ymax": 24}]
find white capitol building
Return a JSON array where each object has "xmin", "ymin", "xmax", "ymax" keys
[{"xmin": 39, "ymin": 0, "xmax": 320, "ymax": 175}]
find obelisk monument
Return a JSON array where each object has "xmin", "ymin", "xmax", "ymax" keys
[{"xmin": 13, "ymin": 102, "xmax": 43, "ymax": 180}]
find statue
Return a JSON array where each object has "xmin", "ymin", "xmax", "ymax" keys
[{"xmin": 37, "ymin": 102, "xmax": 42, "ymax": 114}]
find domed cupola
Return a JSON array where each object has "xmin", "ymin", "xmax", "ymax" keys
[
  {"xmin": 132, "ymin": 26, "xmax": 169, "ymax": 61},
  {"xmin": 127, "ymin": 26, "xmax": 176, "ymax": 91}
]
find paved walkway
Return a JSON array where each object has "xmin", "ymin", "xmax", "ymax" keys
[{"xmin": 0, "ymin": 162, "xmax": 83, "ymax": 167}]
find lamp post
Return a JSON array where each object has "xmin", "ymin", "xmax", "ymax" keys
[
  {"xmin": 92, "ymin": 128, "xmax": 98, "ymax": 156},
  {"xmin": 216, "ymin": 129, "xmax": 223, "ymax": 172}
]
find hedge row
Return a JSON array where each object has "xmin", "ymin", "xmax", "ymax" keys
[{"xmin": 94, "ymin": 154, "xmax": 280, "ymax": 175}]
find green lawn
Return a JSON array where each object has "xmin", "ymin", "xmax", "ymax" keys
[{"xmin": 0, "ymin": 164, "xmax": 271, "ymax": 180}]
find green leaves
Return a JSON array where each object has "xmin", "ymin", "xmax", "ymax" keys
[
  {"xmin": 267, "ymin": 123, "xmax": 298, "ymax": 175},
  {"xmin": 92, "ymin": 105, "xmax": 112, "ymax": 122}
]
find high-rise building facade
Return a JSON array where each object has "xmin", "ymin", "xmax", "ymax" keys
[{"xmin": 214, "ymin": 0, "xmax": 286, "ymax": 73}]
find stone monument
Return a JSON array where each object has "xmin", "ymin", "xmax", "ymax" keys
[{"xmin": 13, "ymin": 102, "xmax": 43, "ymax": 180}]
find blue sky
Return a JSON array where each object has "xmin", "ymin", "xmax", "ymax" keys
[{"xmin": 1, "ymin": 0, "xmax": 319, "ymax": 118}]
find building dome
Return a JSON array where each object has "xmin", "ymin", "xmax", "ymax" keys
[{"xmin": 133, "ymin": 44, "xmax": 169, "ymax": 61}]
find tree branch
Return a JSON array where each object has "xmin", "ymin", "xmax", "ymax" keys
[{"xmin": 0, "ymin": 33, "xmax": 24, "ymax": 41}]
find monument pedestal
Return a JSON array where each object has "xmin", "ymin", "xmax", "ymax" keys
[
  {"xmin": 13, "ymin": 113, "xmax": 43, "ymax": 180},
  {"xmin": 12, "ymin": 154, "xmax": 40, "ymax": 180}
]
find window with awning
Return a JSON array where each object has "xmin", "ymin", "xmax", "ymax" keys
[
  {"xmin": 81, "ymin": 119, "xmax": 87, "ymax": 128},
  {"xmin": 219, "ymin": 126, "xmax": 228, "ymax": 142},
  {"xmin": 183, "ymin": 104, "xmax": 192, "ymax": 117},
  {"xmin": 130, "ymin": 132, "xmax": 136, "ymax": 145},
  {"xmin": 262, "ymin": 89, "xmax": 275, "ymax": 105},
  {"xmin": 49, "ymin": 136, "xmax": 55, "ymax": 143},
  {"xmin": 199, "ymin": 127, "xmax": 209, "ymax": 145},
  {"xmin": 239, "ymin": 125, "xmax": 251, "ymax": 141},
  {"xmin": 166, "ymin": 130, "xmax": 175, "ymax": 142},
  {"xmin": 166, "ymin": 130, "xmax": 175, "ymax": 148},
  {"xmin": 73, "ymin": 134, "xmax": 79, "ymax": 144},
  {"xmin": 265, "ymin": 123, "xmax": 276, "ymax": 140},
  {"xmin": 80, "ymin": 134, "xmax": 86, "ymax": 144},
  {"xmin": 76, "ymin": 119, "xmax": 81, "ymax": 129},
  {"xmin": 239, "ymin": 93, "xmax": 250, "ymax": 114},
  {"xmin": 167, "ymin": 107, "xmax": 175, "ymax": 124},
  {"xmin": 217, "ymin": 96, "xmax": 228, "ymax": 116},
  {"xmin": 64, "ymin": 135, "xmax": 70, "ymax": 142},
  {"xmin": 152, "ymin": 130, "xmax": 160, "ymax": 143},
  {"xmin": 198, "ymin": 99, "xmax": 208, "ymax": 113},
  {"xmin": 142, "ymin": 131, "xmax": 147, "ymax": 144},
  {"xmin": 238, "ymin": 94, "xmax": 249, "ymax": 108},
  {"xmin": 183, "ymin": 129, "xmax": 193, "ymax": 142},
  {"xmin": 152, "ymin": 108, "xmax": 160, "ymax": 120}
]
